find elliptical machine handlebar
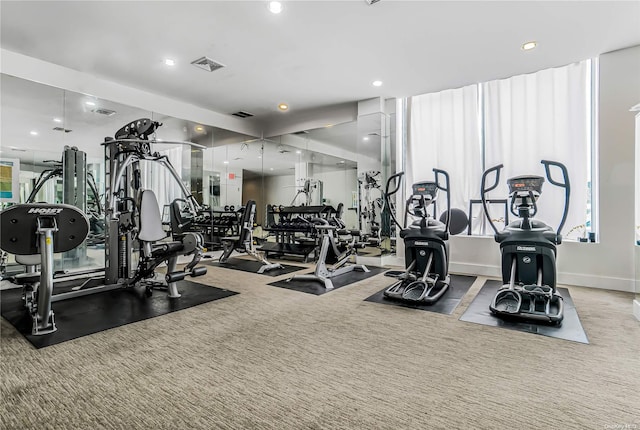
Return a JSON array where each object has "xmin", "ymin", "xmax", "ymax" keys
[
  {"xmin": 385, "ymin": 172, "xmax": 405, "ymax": 231},
  {"xmin": 480, "ymin": 164, "xmax": 504, "ymax": 235},
  {"xmin": 433, "ymin": 168, "xmax": 451, "ymax": 234},
  {"xmin": 541, "ymin": 160, "xmax": 571, "ymax": 236}
]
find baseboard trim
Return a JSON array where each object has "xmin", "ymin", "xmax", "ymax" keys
[{"xmin": 450, "ymin": 262, "xmax": 635, "ymax": 292}]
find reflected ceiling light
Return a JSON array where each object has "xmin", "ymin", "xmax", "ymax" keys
[
  {"xmin": 223, "ymin": 160, "xmax": 229, "ymax": 164},
  {"xmin": 278, "ymin": 103, "xmax": 289, "ymax": 111},
  {"xmin": 53, "ymin": 118, "xmax": 62, "ymax": 123},
  {"xmin": 164, "ymin": 58, "xmax": 176, "ymax": 66},
  {"xmin": 85, "ymin": 101, "xmax": 96, "ymax": 106},
  {"xmin": 30, "ymin": 131, "xmax": 38, "ymax": 136},
  {"xmin": 363, "ymin": 136, "xmax": 370, "ymax": 141},
  {"xmin": 258, "ymin": 155, "xmax": 262, "ymax": 159},
  {"xmin": 325, "ymin": 124, "xmax": 333, "ymax": 128},
  {"xmin": 195, "ymin": 126, "xmax": 204, "ymax": 132},
  {"xmin": 296, "ymin": 150, "xmax": 301, "ymax": 154},
  {"xmin": 268, "ymin": 1, "xmax": 283, "ymax": 14},
  {"xmin": 372, "ymin": 80, "xmax": 383, "ymax": 87},
  {"xmin": 270, "ymin": 167, "xmax": 274, "ymax": 171},
  {"xmin": 339, "ymin": 160, "xmax": 345, "ymax": 164},
  {"xmin": 521, "ymin": 41, "xmax": 537, "ymax": 51}
]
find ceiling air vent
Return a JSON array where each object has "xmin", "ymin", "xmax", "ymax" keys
[
  {"xmin": 52, "ymin": 127, "xmax": 73, "ymax": 133},
  {"xmin": 91, "ymin": 108, "xmax": 116, "ymax": 116},
  {"xmin": 191, "ymin": 56, "xmax": 225, "ymax": 72},
  {"xmin": 231, "ymin": 111, "xmax": 254, "ymax": 118}
]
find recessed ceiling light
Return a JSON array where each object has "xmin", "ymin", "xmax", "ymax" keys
[
  {"xmin": 325, "ymin": 124, "xmax": 333, "ymax": 128},
  {"xmin": 195, "ymin": 126, "xmax": 204, "ymax": 132},
  {"xmin": 223, "ymin": 160, "xmax": 229, "ymax": 164},
  {"xmin": 270, "ymin": 167, "xmax": 274, "ymax": 171},
  {"xmin": 278, "ymin": 103, "xmax": 289, "ymax": 111},
  {"xmin": 295, "ymin": 150, "xmax": 301, "ymax": 154},
  {"xmin": 53, "ymin": 118, "xmax": 62, "ymax": 123},
  {"xmin": 268, "ymin": 1, "xmax": 283, "ymax": 14},
  {"xmin": 363, "ymin": 136, "xmax": 370, "ymax": 141},
  {"xmin": 339, "ymin": 160, "xmax": 345, "ymax": 164},
  {"xmin": 522, "ymin": 41, "xmax": 537, "ymax": 51},
  {"xmin": 372, "ymin": 80, "xmax": 383, "ymax": 87},
  {"xmin": 258, "ymin": 155, "xmax": 262, "ymax": 159},
  {"xmin": 164, "ymin": 58, "xmax": 176, "ymax": 66},
  {"xmin": 85, "ymin": 101, "xmax": 96, "ymax": 106},
  {"xmin": 30, "ymin": 131, "xmax": 38, "ymax": 136}
]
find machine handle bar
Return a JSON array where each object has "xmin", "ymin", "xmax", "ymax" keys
[
  {"xmin": 480, "ymin": 164, "xmax": 503, "ymax": 235},
  {"xmin": 541, "ymin": 160, "xmax": 571, "ymax": 235},
  {"xmin": 433, "ymin": 168, "xmax": 451, "ymax": 233}
]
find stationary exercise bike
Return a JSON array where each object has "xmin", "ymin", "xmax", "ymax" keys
[
  {"xmin": 480, "ymin": 160, "xmax": 570, "ymax": 324},
  {"xmin": 384, "ymin": 169, "xmax": 452, "ymax": 304}
]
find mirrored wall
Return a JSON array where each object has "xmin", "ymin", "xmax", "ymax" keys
[{"xmin": 1, "ymin": 73, "xmax": 397, "ymax": 275}]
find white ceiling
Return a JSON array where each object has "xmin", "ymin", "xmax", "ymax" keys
[{"xmin": 2, "ymin": 0, "xmax": 639, "ymax": 132}]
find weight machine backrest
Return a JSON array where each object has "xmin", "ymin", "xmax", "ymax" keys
[{"xmin": 138, "ymin": 190, "xmax": 166, "ymax": 243}]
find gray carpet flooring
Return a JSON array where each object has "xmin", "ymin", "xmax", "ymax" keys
[{"xmin": 1, "ymin": 261, "xmax": 639, "ymax": 430}]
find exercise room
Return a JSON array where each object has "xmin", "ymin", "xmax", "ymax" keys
[{"xmin": 0, "ymin": 1, "xmax": 638, "ymax": 429}]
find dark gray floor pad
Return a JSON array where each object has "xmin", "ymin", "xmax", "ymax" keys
[
  {"xmin": 459, "ymin": 279, "xmax": 588, "ymax": 344},
  {"xmin": 1, "ymin": 281, "xmax": 238, "ymax": 349},
  {"xmin": 267, "ymin": 266, "xmax": 387, "ymax": 295},
  {"xmin": 364, "ymin": 274, "xmax": 477, "ymax": 315},
  {"xmin": 204, "ymin": 258, "xmax": 305, "ymax": 276}
]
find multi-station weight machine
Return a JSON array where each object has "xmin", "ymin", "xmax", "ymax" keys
[{"xmin": 0, "ymin": 119, "xmax": 208, "ymax": 335}]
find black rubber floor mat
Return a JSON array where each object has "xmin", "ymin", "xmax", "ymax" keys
[
  {"xmin": 204, "ymin": 259, "xmax": 305, "ymax": 277},
  {"xmin": 459, "ymin": 280, "xmax": 588, "ymax": 344},
  {"xmin": 364, "ymin": 274, "xmax": 476, "ymax": 315},
  {"xmin": 1, "ymin": 281, "xmax": 238, "ymax": 349},
  {"xmin": 267, "ymin": 266, "xmax": 387, "ymax": 295}
]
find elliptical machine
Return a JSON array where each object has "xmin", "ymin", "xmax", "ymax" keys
[
  {"xmin": 480, "ymin": 160, "xmax": 570, "ymax": 324},
  {"xmin": 384, "ymin": 169, "xmax": 452, "ymax": 303}
]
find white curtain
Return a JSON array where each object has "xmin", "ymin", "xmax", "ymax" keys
[
  {"xmin": 408, "ymin": 85, "xmax": 482, "ymax": 220},
  {"xmin": 483, "ymin": 60, "xmax": 590, "ymax": 236},
  {"xmin": 140, "ymin": 147, "xmax": 185, "ymax": 218}
]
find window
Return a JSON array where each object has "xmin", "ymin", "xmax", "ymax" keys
[{"xmin": 407, "ymin": 60, "xmax": 594, "ymax": 239}]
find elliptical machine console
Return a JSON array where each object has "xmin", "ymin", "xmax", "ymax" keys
[
  {"xmin": 384, "ymin": 169, "xmax": 452, "ymax": 304},
  {"xmin": 481, "ymin": 160, "xmax": 570, "ymax": 324}
]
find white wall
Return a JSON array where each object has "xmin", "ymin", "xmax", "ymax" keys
[{"xmin": 445, "ymin": 45, "xmax": 640, "ymax": 292}]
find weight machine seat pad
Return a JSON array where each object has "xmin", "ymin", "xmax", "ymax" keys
[
  {"xmin": 15, "ymin": 254, "xmax": 42, "ymax": 266},
  {"xmin": 138, "ymin": 190, "xmax": 167, "ymax": 243}
]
